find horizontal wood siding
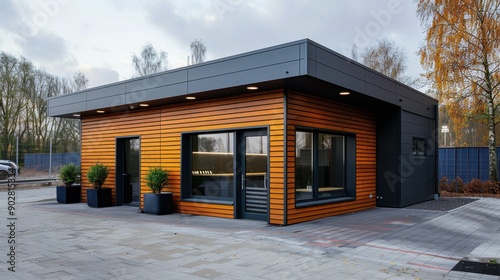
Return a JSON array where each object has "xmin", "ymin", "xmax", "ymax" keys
[
  {"xmin": 81, "ymin": 90, "xmax": 285, "ymax": 222},
  {"xmin": 162, "ymin": 90, "xmax": 285, "ymax": 223},
  {"xmin": 286, "ymin": 91, "xmax": 376, "ymax": 225},
  {"xmin": 81, "ymin": 109, "xmax": 162, "ymax": 205}
]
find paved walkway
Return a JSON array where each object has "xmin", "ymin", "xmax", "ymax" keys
[{"xmin": 1, "ymin": 187, "xmax": 499, "ymax": 279}]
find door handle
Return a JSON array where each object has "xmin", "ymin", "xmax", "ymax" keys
[{"xmin": 241, "ymin": 174, "xmax": 245, "ymax": 190}]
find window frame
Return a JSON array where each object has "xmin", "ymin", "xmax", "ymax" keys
[
  {"xmin": 294, "ymin": 128, "xmax": 356, "ymax": 207},
  {"xmin": 412, "ymin": 137, "xmax": 426, "ymax": 157},
  {"xmin": 181, "ymin": 131, "xmax": 236, "ymax": 204}
]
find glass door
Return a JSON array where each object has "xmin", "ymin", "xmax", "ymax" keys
[
  {"xmin": 241, "ymin": 130, "xmax": 268, "ymax": 220},
  {"xmin": 116, "ymin": 137, "xmax": 140, "ymax": 206}
]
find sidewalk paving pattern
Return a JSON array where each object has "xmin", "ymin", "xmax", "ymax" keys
[{"xmin": 1, "ymin": 187, "xmax": 499, "ymax": 279}]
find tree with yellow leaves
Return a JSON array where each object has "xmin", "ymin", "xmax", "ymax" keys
[{"xmin": 417, "ymin": 0, "xmax": 500, "ymax": 180}]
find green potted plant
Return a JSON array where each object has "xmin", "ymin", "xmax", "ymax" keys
[
  {"xmin": 56, "ymin": 163, "xmax": 81, "ymax": 204},
  {"xmin": 86, "ymin": 162, "xmax": 112, "ymax": 208},
  {"xmin": 143, "ymin": 167, "xmax": 173, "ymax": 215}
]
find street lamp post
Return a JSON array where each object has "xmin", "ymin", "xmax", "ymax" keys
[{"xmin": 441, "ymin": 125, "xmax": 449, "ymax": 146}]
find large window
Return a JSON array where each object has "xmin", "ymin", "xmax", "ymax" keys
[
  {"xmin": 187, "ymin": 132, "xmax": 234, "ymax": 200},
  {"xmin": 295, "ymin": 130, "xmax": 355, "ymax": 203}
]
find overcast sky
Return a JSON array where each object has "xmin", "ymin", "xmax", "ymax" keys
[{"xmin": 0, "ymin": 0, "xmax": 426, "ymax": 88}]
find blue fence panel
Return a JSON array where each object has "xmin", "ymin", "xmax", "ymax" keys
[
  {"xmin": 24, "ymin": 152, "xmax": 81, "ymax": 171},
  {"xmin": 439, "ymin": 148, "xmax": 455, "ymax": 180},
  {"xmin": 439, "ymin": 147, "xmax": 500, "ymax": 183},
  {"xmin": 479, "ymin": 148, "xmax": 489, "ymax": 181},
  {"xmin": 467, "ymin": 148, "xmax": 479, "ymax": 182},
  {"xmin": 456, "ymin": 148, "xmax": 470, "ymax": 182}
]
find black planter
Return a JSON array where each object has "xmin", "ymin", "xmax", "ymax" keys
[
  {"xmin": 87, "ymin": 188, "xmax": 112, "ymax": 208},
  {"xmin": 143, "ymin": 192, "xmax": 173, "ymax": 215},
  {"xmin": 56, "ymin": 185, "xmax": 81, "ymax": 204}
]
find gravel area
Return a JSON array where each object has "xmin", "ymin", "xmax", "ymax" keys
[{"xmin": 405, "ymin": 197, "xmax": 478, "ymax": 211}]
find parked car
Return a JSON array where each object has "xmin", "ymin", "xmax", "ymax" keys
[
  {"xmin": 0, "ymin": 164, "xmax": 11, "ymax": 180},
  {"xmin": 0, "ymin": 160, "xmax": 20, "ymax": 175}
]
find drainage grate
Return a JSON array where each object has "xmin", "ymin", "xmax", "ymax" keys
[{"xmin": 452, "ymin": 258, "xmax": 500, "ymax": 276}]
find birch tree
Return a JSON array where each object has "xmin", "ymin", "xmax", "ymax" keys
[
  {"xmin": 131, "ymin": 43, "xmax": 168, "ymax": 77},
  {"xmin": 352, "ymin": 39, "xmax": 419, "ymax": 87},
  {"xmin": 188, "ymin": 39, "xmax": 207, "ymax": 65},
  {"xmin": 417, "ymin": 0, "xmax": 500, "ymax": 180}
]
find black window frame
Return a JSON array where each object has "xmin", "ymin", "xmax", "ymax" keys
[
  {"xmin": 412, "ymin": 137, "xmax": 426, "ymax": 156},
  {"xmin": 181, "ymin": 131, "xmax": 236, "ymax": 204},
  {"xmin": 295, "ymin": 128, "xmax": 356, "ymax": 207}
]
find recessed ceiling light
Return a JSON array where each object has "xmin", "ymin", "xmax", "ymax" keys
[
  {"xmin": 339, "ymin": 91, "xmax": 350, "ymax": 96},
  {"xmin": 139, "ymin": 103, "xmax": 149, "ymax": 107},
  {"xmin": 186, "ymin": 96, "xmax": 196, "ymax": 100},
  {"xmin": 97, "ymin": 110, "xmax": 105, "ymax": 113},
  {"xmin": 247, "ymin": 86, "xmax": 259, "ymax": 90},
  {"xmin": 73, "ymin": 114, "xmax": 80, "ymax": 117}
]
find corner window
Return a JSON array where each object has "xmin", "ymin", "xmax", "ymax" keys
[
  {"xmin": 413, "ymin": 138, "xmax": 426, "ymax": 156},
  {"xmin": 295, "ymin": 129, "xmax": 355, "ymax": 203},
  {"xmin": 184, "ymin": 132, "xmax": 234, "ymax": 201}
]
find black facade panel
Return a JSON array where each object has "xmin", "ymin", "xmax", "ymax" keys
[
  {"xmin": 86, "ymin": 83, "xmax": 126, "ymax": 100},
  {"xmin": 399, "ymin": 110, "xmax": 437, "ymax": 207},
  {"xmin": 86, "ymin": 94, "xmax": 126, "ymax": 111},
  {"xmin": 188, "ymin": 61, "xmax": 300, "ymax": 94},
  {"xmin": 376, "ymin": 105, "xmax": 401, "ymax": 207},
  {"xmin": 364, "ymin": 70, "xmax": 396, "ymax": 93},
  {"xmin": 48, "ymin": 101, "xmax": 86, "ymax": 117},
  {"xmin": 187, "ymin": 44, "xmax": 301, "ymax": 80},
  {"xmin": 125, "ymin": 69, "xmax": 187, "ymax": 93},
  {"xmin": 365, "ymin": 83, "xmax": 396, "ymax": 104},
  {"xmin": 315, "ymin": 63, "xmax": 366, "ymax": 94},
  {"xmin": 126, "ymin": 83, "xmax": 188, "ymax": 103},
  {"xmin": 313, "ymin": 46, "xmax": 363, "ymax": 77}
]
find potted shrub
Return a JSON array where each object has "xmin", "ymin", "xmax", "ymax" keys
[
  {"xmin": 56, "ymin": 163, "xmax": 81, "ymax": 204},
  {"xmin": 86, "ymin": 162, "xmax": 112, "ymax": 208},
  {"xmin": 143, "ymin": 167, "xmax": 173, "ymax": 215}
]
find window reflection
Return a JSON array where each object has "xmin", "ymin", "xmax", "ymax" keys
[
  {"xmin": 295, "ymin": 130, "xmax": 346, "ymax": 202},
  {"xmin": 191, "ymin": 133, "xmax": 234, "ymax": 199}
]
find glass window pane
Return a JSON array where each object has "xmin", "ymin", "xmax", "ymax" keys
[
  {"xmin": 295, "ymin": 131, "xmax": 313, "ymax": 201},
  {"xmin": 191, "ymin": 133, "xmax": 234, "ymax": 199},
  {"xmin": 318, "ymin": 133, "xmax": 345, "ymax": 198}
]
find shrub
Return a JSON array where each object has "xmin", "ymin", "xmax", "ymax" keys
[
  {"xmin": 484, "ymin": 180, "xmax": 500, "ymax": 194},
  {"xmin": 465, "ymin": 178, "xmax": 482, "ymax": 194},
  {"xmin": 439, "ymin": 177, "xmax": 452, "ymax": 192},
  {"xmin": 87, "ymin": 162, "xmax": 110, "ymax": 189},
  {"xmin": 439, "ymin": 176, "xmax": 500, "ymax": 195},
  {"xmin": 145, "ymin": 167, "xmax": 169, "ymax": 194},
  {"xmin": 453, "ymin": 177, "xmax": 466, "ymax": 193},
  {"xmin": 59, "ymin": 163, "xmax": 80, "ymax": 187}
]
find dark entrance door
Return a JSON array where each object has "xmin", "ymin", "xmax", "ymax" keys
[
  {"xmin": 240, "ymin": 130, "xmax": 268, "ymax": 220},
  {"xmin": 116, "ymin": 137, "xmax": 140, "ymax": 206}
]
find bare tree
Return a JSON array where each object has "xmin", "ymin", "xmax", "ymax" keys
[
  {"xmin": 358, "ymin": 39, "xmax": 419, "ymax": 87},
  {"xmin": 131, "ymin": 43, "xmax": 168, "ymax": 77},
  {"xmin": 72, "ymin": 71, "xmax": 88, "ymax": 91},
  {"xmin": 0, "ymin": 52, "xmax": 27, "ymax": 159},
  {"xmin": 188, "ymin": 39, "xmax": 207, "ymax": 65},
  {"xmin": 0, "ymin": 51, "xmax": 87, "ymax": 160}
]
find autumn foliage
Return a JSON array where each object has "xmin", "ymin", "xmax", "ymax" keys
[{"xmin": 417, "ymin": 0, "xmax": 500, "ymax": 180}]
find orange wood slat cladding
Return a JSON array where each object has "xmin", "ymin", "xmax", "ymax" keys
[
  {"xmin": 80, "ymin": 90, "xmax": 285, "ymax": 223},
  {"xmin": 285, "ymin": 91, "xmax": 377, "ymax": 225},
  {"xmin": 80, "ymin": 88, "xmax": 375, "ymax": 225}
]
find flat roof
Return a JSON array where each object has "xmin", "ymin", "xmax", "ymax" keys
[{"xmin": 47, "ymin": 39, "xmax": 437, "ymax": 119}]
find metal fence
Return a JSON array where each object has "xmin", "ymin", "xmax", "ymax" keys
[
  {"xmin": 24, "ymin": 152, "xmax": 80, "ymax": 171},
  {"xmin": 438, "ymin": 147, "xmax": 498, "ymax": 182},
  {"xmin": 1, "ymin": 136, "xmax": 80, "ymax": 177}
]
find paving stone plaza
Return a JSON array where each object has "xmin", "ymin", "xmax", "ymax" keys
[{"xmin": 1, "ymin": 187, "xmax": 499, "ymax": 279}]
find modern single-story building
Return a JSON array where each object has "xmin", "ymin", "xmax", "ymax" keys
[{"xmin": 47, "ymin": 39, "xmax": 438, "ymax": 225}]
